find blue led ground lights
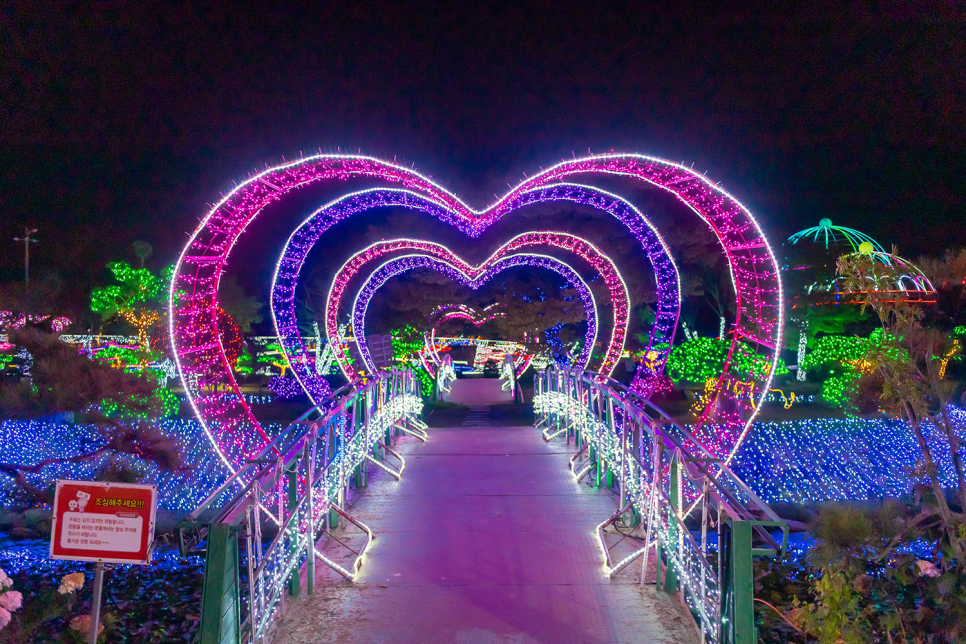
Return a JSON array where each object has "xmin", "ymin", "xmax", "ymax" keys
[
  {"xmin": 4, "ymin": 408, "xmax": 964, "ymax": 510},
  {"xmin": 710, "ymin": 408, "xmax": 966, "ymax": 503},
  {"xmin": 0, "ymin": 420, "xmax": 249, "ymax": 510}
]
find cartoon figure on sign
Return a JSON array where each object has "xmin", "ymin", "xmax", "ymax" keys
[{"xmin": 68, "ymin": 491, "xmax": 91, "ymax": 513}]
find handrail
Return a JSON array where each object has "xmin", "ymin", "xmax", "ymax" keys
[
  {"xmin": 534, "ymin": 364, "xmax": 787, "ymax": 644},
  {"xmin": 500, "ymin": 353, "xmax": 518, "ymax": 401},
  {"xmin": 435, "ymin": 354, "xmax": 457, "ymax": 400},
  {"xmin": 182, "ymin": 367, "xmax": 424, "ymax": 644},
  {"xmin": 553, "ymin": 367, "xmax": 783, "ymax": 540}
]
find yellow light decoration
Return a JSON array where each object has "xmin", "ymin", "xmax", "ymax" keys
[
  {"xmin": 769, "ymin": 388, "xmax": 796, "ymax": 409},
  {"xmin": 122, "ymin": 308, "xmax": 160, "ymax": 350},
  {"xmin": 940, "ymin": 339, "xmax": 960, "ymax": 380}
]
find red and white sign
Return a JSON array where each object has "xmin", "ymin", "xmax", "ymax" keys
[{"xmin": 50, "ymin": 480, "xmax": 157, "ymax": 565}]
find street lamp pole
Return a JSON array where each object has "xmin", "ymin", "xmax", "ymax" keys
[{"xmin": 12, "ymin": 227, "xmax": 38, "ymax": 287}]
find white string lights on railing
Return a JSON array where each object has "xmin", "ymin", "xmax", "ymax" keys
[{"xmin": 534, "ymin": 376, "xmax": 726, "ymax": 643}]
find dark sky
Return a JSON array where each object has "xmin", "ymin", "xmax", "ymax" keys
[{"xmin": 2, "ymin": 3, "xmax": 964, "ymax": 301}]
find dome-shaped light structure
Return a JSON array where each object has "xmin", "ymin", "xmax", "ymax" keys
[
  {"xmin": 788, "ymin": 218, "xmax": 885, "ymax": 252},
  {"xmin": 838, "ymin": 247, "xmax": 937, "ymax": 304}
]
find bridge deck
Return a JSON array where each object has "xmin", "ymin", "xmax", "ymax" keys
[
  {"xmin": 274, "ymin": 414, "xmax": 698, "ymax": 643},
  {"xmin": 444, "ymin": 376, "xmax": 512, "ymax": 404}
]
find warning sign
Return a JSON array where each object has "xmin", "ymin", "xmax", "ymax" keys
[{"xmin": 50, "ymin": 480, "xmax": 157, "ymax": 565}]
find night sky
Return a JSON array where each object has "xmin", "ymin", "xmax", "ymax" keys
[{"xmin": 2, "ymin": 3, "xmax": 964, "ymax": 306}]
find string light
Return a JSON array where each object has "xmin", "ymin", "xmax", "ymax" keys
[
  {"xmin": 349, "ymin": 253, "xmax": 600, "ymax": 377},
  {"xmin": 788, "ymin": 218, "xmax": 885, "ymax": 252},
  {"xmin": 323, "ymin": 233, "xmax": 631, "ymax": 378},
  {"xmin": 667, "ymin": 337, "xmax": 788, "ymax": 384},
  {"xmin": 172, "ymin": 152, "xmax": 781, "ymax": 469}
]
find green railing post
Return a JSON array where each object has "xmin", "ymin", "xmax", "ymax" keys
[
  {"xmin": 723, "ymin": 520, "xmax": 757, "ymax": 644},
  {"xmin": 288, "ymin": 462, "xmax": 300, "ymax": 597},
  {"xmin": 663, "ymin": 453, "xmax": 680, "ymax": 594},
  {"xmin": 198, "ymin": 522, "xmax": 240, "ymax": 644}
]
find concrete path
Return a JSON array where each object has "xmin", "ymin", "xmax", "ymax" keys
[
  {"xmin": 273, "ymin": 419, "xmax": 700, "ymax": 644},
  {"xmin": 446, "ymin": 377, "xmax": 511, "ymax": 405}
]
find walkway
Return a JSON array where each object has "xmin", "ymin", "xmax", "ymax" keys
[
  {"xmin": 445, "ymin": 376, "xmax": 512, "ymax": 405},
  {"xmin": 274, "ymin": 396, "xmax": 699, "ymax": 643}
]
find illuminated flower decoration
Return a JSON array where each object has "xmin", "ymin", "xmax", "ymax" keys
[
  {"xmin": 57, "ymin": 572, "xmax": 85, "ymax": 595},
  {"xmin": 70, "ymin": 614, "xmax": 103, "ymax": 636},
  {"xmin": 788, "ymin": 218, "xmax": 885, "ymax": 252},
  {"xmin": 838, "ymin": 244, "xmax": 937, "ymax": 305},
  {"xmin": 916, "ymin": 559, "xmax": 941, "ymax": 578}
]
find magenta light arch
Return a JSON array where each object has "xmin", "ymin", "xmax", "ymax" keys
[
  {"xmin": 349, "ymin": 253, "xmax": 599, "ymax": 376},
  {"xmin": 172, "ymin": 153, "xmax": 782, "ymax": 473},
  {"xmin": 270, "ymin": 184, "xmax": 679, "ymax": 411},
  {"xmin": 320, "ymin": 232, "xmax": 630, "ymax": 381},
  {"xmin": 325, "ymin": 239, "xmax": 629, "ymax": 376}
]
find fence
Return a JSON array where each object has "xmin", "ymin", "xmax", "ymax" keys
[
  {"xmin": 534, "ymin": 365, "xmax": 787, "ymax": 644},
  {"xmin": 177, "ymin": 368, "xmax": 425, "ymax": 644}
]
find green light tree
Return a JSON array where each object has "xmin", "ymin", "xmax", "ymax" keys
[
  {"xmin": 666, "ymin": 336, "xmax": 788, "ymax": 384},
  {"xmin": 90, "ymin": 261, "xmax": 164, "ymax": 350}
]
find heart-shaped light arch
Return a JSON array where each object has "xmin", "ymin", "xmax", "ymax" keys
[
  {"xmin": 350, "ymin": 253, "xmax": 600, "ymax": 376},
  {"xmin": 172, "ymin": 153, "xmax": 782, "ymax": 474},
  {"xmin": 320, "ymin": 232, "xmax": 631, "ymax": 384},
  {"xmin": 270, "ymin": 184, "xmax": 679, "ymax": 411}
]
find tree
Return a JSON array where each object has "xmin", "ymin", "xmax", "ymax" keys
[
  {"xmin": 837, "ymin": 250, "xmax": 966, "ymax": 567},
  {"xmin": 132, "ymin": 240, "xmax": 153, "ymax": 268},
  {"xmin": 0, "ymin": 325, "xmax": 180, "ymax": 504},
  {"xmin": 90, "ymin": 261, "xmax": 163, "ymax": 349},
  {"xmin": 217, "ymin": 275, "xmax": 264, "ymax": 333}
]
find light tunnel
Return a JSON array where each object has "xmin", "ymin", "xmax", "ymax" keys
[{"xmin": 171, "ymin": 153, "xmax": 783, "ymax": 474}]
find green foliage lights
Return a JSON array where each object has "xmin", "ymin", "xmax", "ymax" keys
[
  {"xmin": 667, "ymin": 337, "xmax": 729, "ymax": 383},
  {"xmin": 98, "ymin": 369, "xmax": 177, "ymax": 419},
  {"xmin": 798, "ymin": 330, "xmax": 904, "ymax": 407},
  {"xmin": 256, "ymin": 343, "xmax": 290, "ymax": 376},
  {"xmin": 234, "ymin": 345, "xmax": 254, "ymax": 375},
  {"xmin": 666, "ymin": 337, "xmax": 788, "ymax": 384},
  {"xmin": 391, "ymin": 326, "xmax": 434, "ymax": 397},
  {"xmin": 391, "ymin": 325, "xmax": 424, "ymax": 362},
  {"xmin": 90, "ymin": 262, "xmax": 162, "ymax": 316},
  {"xmin": 800, "ymin": 334, "xmax": 869, "ymax": 406}
]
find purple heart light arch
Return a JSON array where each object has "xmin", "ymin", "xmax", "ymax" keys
[
  {"xmin": 171, "ymin": 153, "xmax": 782, "ymax": 474},
  {"xmin": 316, "ymin": 232, "xmax": 631, "ymax": 386},
  {"xmin": 270, "ymin": 184, "xmax": 679, "ymax": 406},
  {"xmin": 346, "ymin": 252, "xmax": 601, "ymax": 378}
]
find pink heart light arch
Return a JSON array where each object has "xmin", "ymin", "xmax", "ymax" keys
[
  {"xmin": 171, "ymin": 153, "xmax": 783, "ymax": 474},
  {"xmin": 270, "ymin": 184, "xmax": 680, "ymax": 409},
  {"xmin": 321, "ymin": 232, "xmax": 631, "ymax": 382}
]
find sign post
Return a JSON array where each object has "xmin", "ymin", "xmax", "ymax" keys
[{"xmin": 50, "ymin": 480, "xmax": 158, "ymax": 643}]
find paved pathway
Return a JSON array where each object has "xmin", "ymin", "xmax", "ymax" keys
[
  {"xmin": 446, "ymin": 377, "xmax": 511, "ymax": 405},
  {"xmin": 274, "ymin": 406, "xmax": 699, "ymax": 643}
]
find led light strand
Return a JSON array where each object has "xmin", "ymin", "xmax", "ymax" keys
[{"xmin": 173, "ymin": 152, "xmax": 779, "ymax": 470}]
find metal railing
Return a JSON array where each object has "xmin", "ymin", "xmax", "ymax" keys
[
  {"xmin": 500, "ymin": 354, "xmax": 522, "ymax": 402},
  {"xmin": 178, "ymin": 368, "xmax": 425, "ymax": 644},
  {"xmin": 534, "ymin": 365, "xmax": 787, "ymax": 644},
  {"xmin": 434, "ymin": 354, "xmax": 457, "ymax": 401}
]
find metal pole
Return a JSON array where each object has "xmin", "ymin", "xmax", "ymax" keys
[
  {"xmin": 13, "ymin": 227, "xmax": 38, "ymax": 287},
  {"xmin": 89, "ymin": 562, "xmax": 106, "ymax": 643}
]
